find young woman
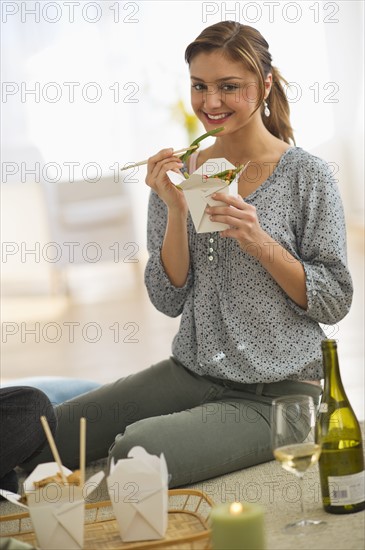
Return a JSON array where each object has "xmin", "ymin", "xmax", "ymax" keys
[{"xmin": 22, "ymin": 22, "xmax": 353, "ymax": 487}]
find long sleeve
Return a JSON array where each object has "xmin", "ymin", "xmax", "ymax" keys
[
  {"xmin": 286, "ymin": 156, "xmax": 353, "ymax": 324},
  {"xmin": 144, "ymin": 190, "xmax": 193, "ymax": 317}
]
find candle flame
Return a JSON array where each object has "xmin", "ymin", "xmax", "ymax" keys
[{"xmin": 230, "ymin": 502, "xmax": 243, "ymax": 515}]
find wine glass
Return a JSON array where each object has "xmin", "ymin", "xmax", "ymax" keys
[{"xmin": 271, "ymin": 395, "xmax": 326, "ymax": 533}]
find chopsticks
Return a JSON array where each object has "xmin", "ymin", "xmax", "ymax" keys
[
  {"xmin": 40, "ymin": 416, "xmax": 86, "ymax": 487},
  {"xmin": 120, "ymin": 145, "xmax": 198, "ymax": 171},
  {"xmin": 79, "ymin": 417, "xmax": 86, "ymax": 487},
  {"xmin": 40, "ymin": 416, "xmax": 68, "ymax": 484}
]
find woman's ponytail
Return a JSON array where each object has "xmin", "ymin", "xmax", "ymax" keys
[{"xmin": 264, "ymin": 66, "xmax": 295, "ymax": 145}]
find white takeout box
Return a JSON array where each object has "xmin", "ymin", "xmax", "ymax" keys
[
  {"xmin": 107, "ymin": 446, "xmax": 168, "ymax": 542},
  {"xmin": 0, "ymin": 462, "xmax": 104, "ymax": 550},
  {"xmin": 167, "ymin": 157, "xmax": 241, "ymax": 233}
]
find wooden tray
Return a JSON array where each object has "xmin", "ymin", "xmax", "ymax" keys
[{"xmin": 0, "ymin": 489, "xmax": 213, "ymax": 549}]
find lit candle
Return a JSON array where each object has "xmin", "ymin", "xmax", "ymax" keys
[{"xmin": 210, "ymin": 501, "xmax": 266, "ymax": 550}]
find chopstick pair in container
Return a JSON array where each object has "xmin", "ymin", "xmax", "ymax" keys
[{"xmin": 40, "ymin": 415, "xmax": 86, "ymax": 486}]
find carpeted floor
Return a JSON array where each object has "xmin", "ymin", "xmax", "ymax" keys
[{"xmin": 1, "ymin": 427, "xmax": 364, "ymax": 549}]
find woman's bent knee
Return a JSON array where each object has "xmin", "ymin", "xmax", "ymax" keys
[{"xmin": 108, "ymin": 420, "xmax": 159, "ymax": 464}]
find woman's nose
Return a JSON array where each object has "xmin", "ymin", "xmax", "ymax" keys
[{"xmin": 202, "ymin": 85, "xmax": 223, "ymax": 110}]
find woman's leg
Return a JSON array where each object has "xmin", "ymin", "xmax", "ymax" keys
[
  {"xmin": 1, "ymin": 377, "xmax": 101, "ymax": 405},
  {"xmin": 109, "ymin": 397, "xmax": 272, "ymax": 487},
  {"xmin": 0, "ymin": 387, "xmax": 57, "ymax": 491},
  {"xmin": 108, "ymin": 380, "xmax": 322, "ymax": 488},
  {"xmin": 20, "ymin": 358, "xmax": 219, "ymax": 472}
]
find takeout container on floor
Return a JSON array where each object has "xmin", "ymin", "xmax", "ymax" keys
[
  {"xmin": 0, "ymin": 462, "xmax": 104, "ymax": 550},
  {"xmin": 107, "ymin": 446, "xmax": 169, "ymax": 542}
]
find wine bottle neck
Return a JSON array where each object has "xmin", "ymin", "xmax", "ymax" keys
[{"xmin": 322, "ymin": 344, "xmax": 347, "ymax": 401}]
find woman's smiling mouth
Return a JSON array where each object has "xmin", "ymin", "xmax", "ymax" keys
[{"xmin": 203, "ymin": 112, "xmax": 233, "ymax": 123}]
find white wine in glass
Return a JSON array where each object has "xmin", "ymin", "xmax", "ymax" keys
[
  {"xmin": 274, "ymin": 442, "xmax": 322, "ymax": 476},
  {"xmin": 272, "ymin": 395, "xmax": 326, "ymax": 533}
]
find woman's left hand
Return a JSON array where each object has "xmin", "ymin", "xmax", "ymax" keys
[
  {"xmin": 206, "ymin": 193, "xmax": 267, "ymax": 254},
  {"xmin": 207, "ymin": 192, "xmax": 308, "ymax": 307}
]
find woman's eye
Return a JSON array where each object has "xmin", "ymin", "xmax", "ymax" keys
[
  {"xmin": 221, "ymin": 84, "xmax": 240, "ymax": 92},
  {"xmin": 191, "ymin": 82, "xmax": 240, "ymax": 93},
  {"xmin": 192, "ymin": 83, "xmax": 206, "ymax": 91}
]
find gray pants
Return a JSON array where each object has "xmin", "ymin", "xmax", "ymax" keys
[{"xmin": 21, "ymin": 358, "xmax": 322, "ymax": 487}]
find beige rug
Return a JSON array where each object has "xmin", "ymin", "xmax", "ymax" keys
[{"xmin": 1, "ymin": 428, "xmax": 364, "ymax": 549}]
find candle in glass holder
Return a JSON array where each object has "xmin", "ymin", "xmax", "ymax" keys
[{"xmin": 210, "ymin": 501, "xmax": 266, "ymax": 550}]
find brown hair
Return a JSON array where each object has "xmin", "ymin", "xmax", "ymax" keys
[{"xmin": 185, "ymin": 21, "xmax": 295, "ymax": 145}]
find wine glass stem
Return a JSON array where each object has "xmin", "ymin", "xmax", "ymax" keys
[{"xmin": 299, "ymin": 475, "xmax": 306, "ymax": 520}]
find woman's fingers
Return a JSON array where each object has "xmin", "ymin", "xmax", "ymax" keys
[
  {"xmin": 209, "ymin": 192, "xmax": 245, "ymax": 208},
  {"xmin": 148, "ymin": 148, "xmax": 174, "ymax": 165},
  {"xmin": 206, "ymin": 205, "xmax": 243, "ymax": 218},
  {"xmin": 206, "ymin": 196, "xmax": 257, "ymax": 230},
  {"xmin": 147, "ymin": 148, "xmax": 182, "ymax": 176},
  {"xmin": 146, "ymin": 163, "xmax": 183, "ymax": 197},
  {"xmin": 148, "ymin": 162, "xmax": 183, "ymax": 191},
  {"xmin": 146, "ymin": 148, "xmax": 183, "ymax": 183},
  {"xmin": 151, "ymin": 157, "xmax": 183, "ymax": 180},
  {"xmin": 144, "ymin": 149, "xmax": 188, "ymax": 210},
  {"xmin": 206, "ymin": 192, "xmax": 254, "ymax": 217}
]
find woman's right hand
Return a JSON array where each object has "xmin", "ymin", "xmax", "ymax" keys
[{"xmin": 145, "ymin": 148, "xmax": 188, "ymax": 215}]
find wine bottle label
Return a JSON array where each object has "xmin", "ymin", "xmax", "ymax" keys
[{"xmin": 328, "ymin": 471, "xmax": 365, "ymax": 506}]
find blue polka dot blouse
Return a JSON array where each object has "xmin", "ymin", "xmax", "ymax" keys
[{"xmin": 144, "ymin": 147, "xmax": 353, "ymax": 383}]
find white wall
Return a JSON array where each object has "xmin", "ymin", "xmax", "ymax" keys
[{"xmin": 1, "ymin": 1, "xmax": 364, "ymax": 290}]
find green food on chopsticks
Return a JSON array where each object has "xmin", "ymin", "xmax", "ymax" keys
[
  {"xmin": 210, "ymin": 164, "xmax": 245, "ymax": 185},
  {"xmin": 176, "ymin": 125, "xmax": 247, "ymax": 187},
  {"xmin": 176, "ymin": 163, "xmax": 245, "ymax": 190},
  {"xmin": 178, "ymin": 126, "xmax": 224, "ymax": 164}
]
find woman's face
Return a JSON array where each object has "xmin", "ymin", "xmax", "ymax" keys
[{"xmin": 189, "ymin": 50, "xmax": 269, "ymax": 136}]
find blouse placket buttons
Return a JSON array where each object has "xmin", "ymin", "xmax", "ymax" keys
[{"xmin": 208, "ymin": 236, "xmax": 216, "ymax": 264}]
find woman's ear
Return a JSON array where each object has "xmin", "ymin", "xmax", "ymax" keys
[{"xmin": 264, "ymin": 73, "xmax": 273, "ymax": 99}]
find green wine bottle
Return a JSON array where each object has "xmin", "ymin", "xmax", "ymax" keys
[{"xmin": 316, "ymin": 339, "xmax": 365, "ymax": 514}]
